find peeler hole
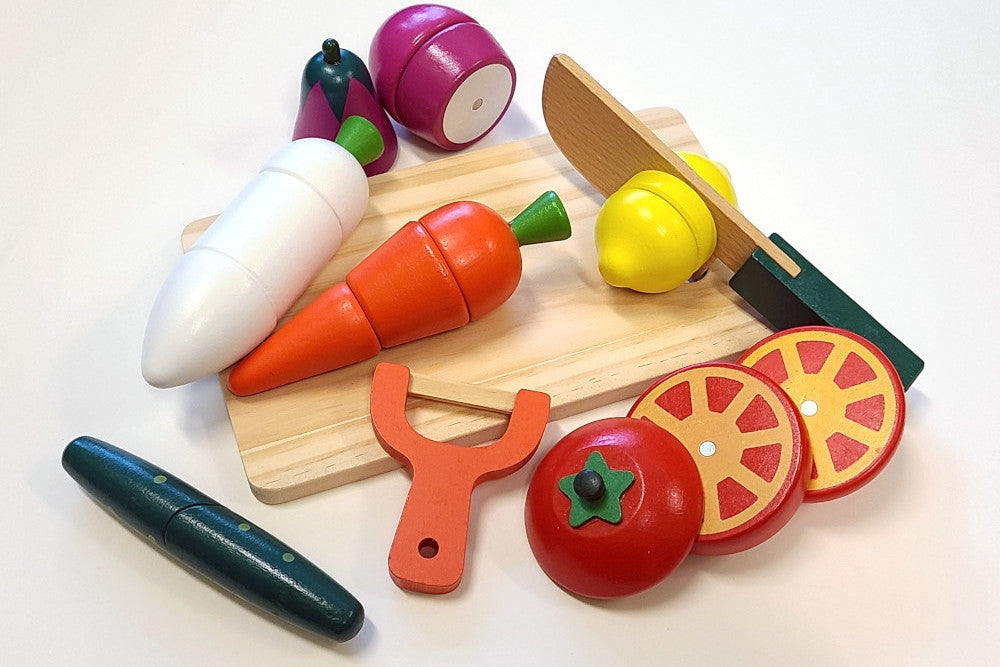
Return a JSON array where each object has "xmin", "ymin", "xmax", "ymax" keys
[{"xmin": 418, "ymin": 538, "xmax": 439, "ymax": 559}]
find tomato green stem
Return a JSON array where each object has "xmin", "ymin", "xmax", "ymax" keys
[
  {"xmin": 558, "ymin": 451, "xmax": 634, "ymax": 528},
  {"xmin": 573, "ymin": 469, "xmax": 606, "ymax": 502}
]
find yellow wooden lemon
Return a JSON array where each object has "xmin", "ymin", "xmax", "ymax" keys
[
  {"xmin": 677, "ymin": 152, "xmax": 737, "ymax": 207},
  {"xmin": 594, "ymin": 153, "xmax": 737, "ymax": 293}
]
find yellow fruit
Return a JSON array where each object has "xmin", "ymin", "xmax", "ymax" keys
[
  {"xmin": 594, "ymin": 154, "xmax": 736, "ymax": 294},
  {"xmin": 677, "ymin": 152, "xmax": 738, "ymax": 208}
]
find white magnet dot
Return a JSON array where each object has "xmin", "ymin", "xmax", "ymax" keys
[
  {"xmin": 801, "ymin": 400, "xmax": 819, "ymax": 417},
  {"xmin": 699, "ymin": 441, "xmax": 717, "ymax": 457}
]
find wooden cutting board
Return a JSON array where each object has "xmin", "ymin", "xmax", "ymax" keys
[{"xmin": 182, "ymin": 107, "xmax": 772, "ymax": 504}]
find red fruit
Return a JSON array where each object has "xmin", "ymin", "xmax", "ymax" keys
[
  {"xmin": 628, "ymin": 363, "xmax": 809, "ymax": 555},
  {"xmin": 524, "ymin": 417, "xmax": 703, "ymax": 599}
]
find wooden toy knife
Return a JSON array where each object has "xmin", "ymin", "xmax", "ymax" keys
[{"xmin": 542, "ymin": 54, "xmax": 923, "ymax": 389}]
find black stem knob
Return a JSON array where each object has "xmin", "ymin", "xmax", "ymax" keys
[
  {"xmin": 573, "ymin": 468, "xmax": 606, "ymax": 502},
  {"xmin": 322, "ymin": 38, "xmax": 342, "ymax": 65}
]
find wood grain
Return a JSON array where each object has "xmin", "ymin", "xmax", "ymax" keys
[
  {"xmin": 182, "ymin": 107, "xmax": 772, "ymax": 504},
  {"xmin": 406, "ymin": 372, "xmax": 519, "ymax": 414}
]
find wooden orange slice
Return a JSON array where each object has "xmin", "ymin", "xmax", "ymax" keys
[
  {"xmin": 738, "ymin": 326, "xmax": 905, "ymax": 502},
  {"xmin": 628, "ymin": 363, "xmax": 809, "ymax": 556}
]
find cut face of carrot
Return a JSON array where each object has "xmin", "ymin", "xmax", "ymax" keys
[
  {"xmin": 628, "ymin": 362, "xmax": 809, "ymax": 556},
  {"xmin": 738, "ymin": 326, "xmax": 905, "ymax": 501}
]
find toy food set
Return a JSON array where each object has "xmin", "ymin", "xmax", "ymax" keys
[{"xmin": 66, "ymin": 2, "xmax": 924, "ymax": 641}]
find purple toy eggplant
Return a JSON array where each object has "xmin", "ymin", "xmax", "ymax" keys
[{"xmin": 293, "ymin": 38, "xmax": 398, "ymax": 176}]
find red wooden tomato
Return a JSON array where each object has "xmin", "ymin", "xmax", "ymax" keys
[{"xmin": 524, "ymin": 417, "xmax": 703, "ymax": 599}]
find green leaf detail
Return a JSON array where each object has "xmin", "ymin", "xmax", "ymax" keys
[{"xmin": 558, "ymin": 451, "xmax": 635, "ymax": 528}]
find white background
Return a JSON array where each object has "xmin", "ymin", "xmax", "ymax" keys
[{"xmin": 3, "ymin": 1, "xmax": 998, "ymax": 664}]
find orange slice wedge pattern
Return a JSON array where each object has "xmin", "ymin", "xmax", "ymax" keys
[
  {"xmin": 738, "ymin": 326, "xmax": 905, "ymax": 502},
  {"xmin": 628, "ymin": 363, "xmax": 809, "ymax": 556}
]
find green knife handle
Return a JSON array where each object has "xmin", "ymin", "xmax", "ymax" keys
[{"xmin": 729, "ymin": 234, "xmax": 924, "ymax": 390}]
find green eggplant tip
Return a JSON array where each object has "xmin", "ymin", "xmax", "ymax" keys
[{"xmin": 321, "ymin": 38, "xmax": 341, "ymax": 64}]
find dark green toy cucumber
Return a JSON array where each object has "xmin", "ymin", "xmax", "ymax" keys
[{"xmin": 62, "ymin": 436, "xmax": 364, "ymax": 642}]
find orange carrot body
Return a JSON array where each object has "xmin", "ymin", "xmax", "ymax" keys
[
  {"xmin": 347, "ymin": 219, "xmax": 471, "ymax": 347},
  {"xmin": 227, "ymin": 193, "xmax": 568, "ymax": 396},
  {"xmin": 226, "ymin": 282, "xmax": 380, "ymax": 395},
  {"xmin": 419, "ymin": 201, "xmax": 522, "ymax": 319}
]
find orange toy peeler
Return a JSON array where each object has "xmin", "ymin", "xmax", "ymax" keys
[{"xmin": 370, "ymin": 362, "xmax": 551, "ymax": 594}]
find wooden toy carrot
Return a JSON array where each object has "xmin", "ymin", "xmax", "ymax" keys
[{"xmin": 227, "ymin": 191, "xmax": 570, "ymax": 396}]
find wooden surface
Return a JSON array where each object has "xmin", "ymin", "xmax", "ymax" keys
[
  {"xmin": 542, "ymin": 54, "xmax": 800, "ymax": 278},
  {"xmin": 182, "ymin": 107, "xmax": 773, "ymax": 504}
]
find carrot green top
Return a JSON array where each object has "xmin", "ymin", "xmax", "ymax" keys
[{"xmin": 509, "ymin": 191, "xmax": 571, "ymax": 246}]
